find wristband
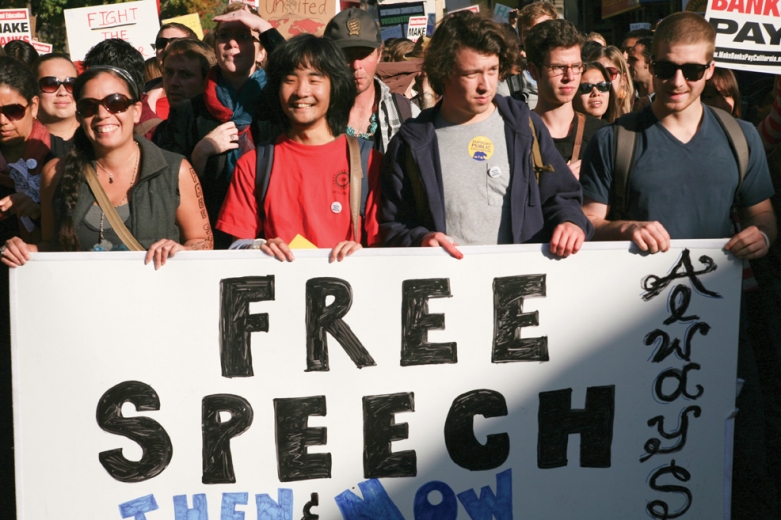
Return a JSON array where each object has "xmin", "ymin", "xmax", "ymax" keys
[{"xmin": 760, "ymin": 231, "xmax": 771, "ymax": 249}]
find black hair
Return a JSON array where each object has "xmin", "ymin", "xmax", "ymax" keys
[
  {"xmin": 3, "ymin": 40, "xmax": 39, "ymax": 68},
  {"xmin": 265, "ymin": 34, "xmax": 355, "ymax": 136},
  {"xmin": 525, "ymin": 18, "xmax": 583, "ymax": 70},
  {"xmin": 0, "ymin": 55, "xmax": 38, "ymax": 102},
  {"xmin": 635, "ymin": 37, "xmax": 653, "ymax": 64},
  {"xmin": 624, "ymin": 28, "xmax": 654, "ymax": 41},
  {"xmin": 32, "ymin": 53, "xmax": 76, "ymax": 78},
  {"xmin": 83, "ymin": 39, "xmax": 145, "ymax": 96}
]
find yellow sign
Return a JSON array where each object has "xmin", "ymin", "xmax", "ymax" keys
[{"xmin": 161, "ymin": 12, "xmax": 204, "ymax": 40}]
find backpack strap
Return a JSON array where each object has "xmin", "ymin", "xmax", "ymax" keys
[
  {"xmin": 570, "ymin": 112, "xmax": 586, "ymax": 162},
  {"xmin": 529, "ymin": 116, "xmax": 554, "ymax": 182},
  {"xmin": 347, "ymin": 135, "xmax": 363, "ymax": 242},
  {"xmin": 611, "ymin": 111, "xmax": 641, "ymax": 220},
  {"xmin": 254, "ymin": 140, "xmax": 275, "ymax": 236},
  {"xmin": 392, "ymin": 92, "xmax": 413, "ymax": 122},
  {"xmin": 708, "ymin": 105, "xmax": 749, "ymax": 210},
  {"xmin": 135, "ymin": 117, "xmax": 162, "ymax": 137}
]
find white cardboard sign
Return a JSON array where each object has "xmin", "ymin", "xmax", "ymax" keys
[
  {"xmin": 706, "ymin": 0, "xmax": 781, "ymax": 73},
  {"xmin": 406, "ymin": 16, "xmax": 427, "ymax": 41},
  {"xmin": 31, "ymin": 39, "xmax": 53, "ymax": 54},
  {"xmin": 0, "ymin": 9, "xmax": 32, "ymax": 46},
  {"xmin": 11, "ymin": 242, "xmax": 741, "ymax": 519},
  {"xmin": 64, "ymin": 0, "xmax": 160, "ymax": 62}
]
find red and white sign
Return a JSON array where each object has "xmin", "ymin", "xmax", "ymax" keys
[
  {"xmin": 406, "ymin": 15, "xmax": 427, "ymax": 41},
  {"xmin": 31, "ymin": 39, "xmax": 53, "ymax": 54},
  {"xmin": 449, "ymin": 4, "xmax": 480, "ymax": 13},
  {"xmin": 0, "ymin": 9, "xmax": 32, "ymax": 46}
]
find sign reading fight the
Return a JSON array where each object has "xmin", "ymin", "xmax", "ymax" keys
[
  {"xmin": 64, "ymin": 0, "xmax": 160, "ymax": 62},
  {"xmin": 0, "ymin": 9, "xmax": 32, "ymax": 46},
  {"xmin": 706, "ymin": 0, "xmax": 781, "ymax": 73},
  {"xmin": 11, "ymin": 243, "xmax": 741, "ymax": 519}
]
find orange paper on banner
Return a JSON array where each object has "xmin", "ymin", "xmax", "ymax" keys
[
  {"xmin": 289, "ymin": 234, "xmax": 317, "ymax": 249},
  {"xmin": 257, "ymin": 0, "xmax": 336, "ymax": 38}
]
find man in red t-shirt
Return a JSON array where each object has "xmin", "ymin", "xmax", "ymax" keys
[{"xmin": 216, "ymin": 34, "xmax": 382, "ymax": 262}]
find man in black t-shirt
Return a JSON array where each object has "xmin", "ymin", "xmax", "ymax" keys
[{"xmin": 524, "ymin": 19, "xmax": 606, "ymax": 179}]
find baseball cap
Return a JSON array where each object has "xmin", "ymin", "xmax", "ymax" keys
[{"xmin": 324, "ymin": 8, "xmax": 382, "ymax": 49}]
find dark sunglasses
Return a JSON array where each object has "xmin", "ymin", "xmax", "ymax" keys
[
  {"xmin": 39, "ymin": 76, "xmax": 77, "ymax": 94},
  {"xmin": 153, "ymin": 37, "xmax": 180, "ymax": 51},
  {"xmin": 605, "ymin": 66, "xmax": 619, "ymax": 80},
  {"xmin": 0, "ymin": 103, "xmax": 28, "ymax": 122},
  {"xmin": 578, "ymin": 81, "xmax": 612, "ymax": 95},
  {"xmin": 652, "ymin": 61, "xmax": 711, "ymax": 81},
  {"xmin": 76, "ymin": 93, "xmax": 134, "ymax": 118}
]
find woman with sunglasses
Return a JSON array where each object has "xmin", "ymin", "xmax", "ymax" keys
[
  {"xmin": 153, "ymin": 4, "xmax": 284, "ymax": 249},
  {"xmin": 0, "ymin": 56, "xmax": 70, "ymax": 248},
  {"xmin": 33, "ymin": 53, "xmax": 80, "ymax": 141},
  {"xmin": 573, "ymin": 62, "xmax": 620, "ymax": 123},
  {"xmin": 584, "ymin": 45, "xmax": 634, "ymax": 117},
  {"xmin": 0, "ymin": 66, "xmax": 213, "ymax": 269}
]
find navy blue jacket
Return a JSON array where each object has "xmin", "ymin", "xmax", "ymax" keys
[{"xmin": 379, "ymin": 95, "xmax": 593, "ymax": 247}]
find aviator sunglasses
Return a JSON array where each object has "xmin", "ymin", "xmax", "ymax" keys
[
  {"xmin": 652, "ymin": 61, "xmax": 712, "ymax": 81},
  {"xmin": 0, "ymin": 103, "xmax": 28, "ymax": 122},
  {"xmin": 76, "ymin": 93, "xmax": 134, "ymax": 118},
  {"xmin": 578, "ymin": 81, "xmax": 612, "ymax": 95},
  {"xmin": 38, "ymin": 76, "xmax": 77, "ymax": 94}
]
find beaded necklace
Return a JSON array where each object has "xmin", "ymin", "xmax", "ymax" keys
[{"xmin": 346, "ymin": 112, "xmax": 378, "ymax": 140}]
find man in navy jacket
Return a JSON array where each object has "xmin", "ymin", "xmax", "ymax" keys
[{"xmin": 380, "ymin": 11, "xmax": 592, "ymax": 258}]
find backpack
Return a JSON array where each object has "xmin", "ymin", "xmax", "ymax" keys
[
  {"xmin": 254, "ymin": 135, "xmax": 374, "ymax": 242},
  {"xmin": 610, "ymin": 105, "xmax": 749, "ymax": 221}
]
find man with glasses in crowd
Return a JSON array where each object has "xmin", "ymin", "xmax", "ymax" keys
[
  {"xmin": 380, "ymin": 11, "xmax": 591, "ymax": 259},
  {"xmin": 525, "ymin": 19, "xmax": 606, "ymax": 179},
  {"xmin": 580, "ymin": 14, "xmax": 777, "ymax": 517}
]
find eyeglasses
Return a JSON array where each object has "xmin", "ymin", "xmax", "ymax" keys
[
  {"xmin": 544, "ymin": 63, "xmax": 584, "ymax": 76},
  {"xmin": 652, "ymin": 61, "xmax": 712, "ymax": 81},
  {"xmin": 578, "ymin": 81, "xmax": 612, "ymax": 95},
  {"xmin": 215, "ymin": 31, "xmax": 259, "ymax": 44},
  {"xmin": 604, "ymin": 66, "xmax": 619, "ymax": 80},
  {"xmin": 0, "ymin": 103, "xmax": 28, "ymax": 122},
  {"xmin": 76, "ymin": 94, "xmax": 134, "ymax": 118},
  {"xmin": 153, "ymin": 37, "xmax": 180, "ymax": 51},
  {"xmin": 39, "ymin": 76, "xmax": 77, "ymax": 94}
]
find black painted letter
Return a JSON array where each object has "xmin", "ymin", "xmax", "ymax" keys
[
  {"xmin": 401, "ymin": 279, "xmax": 456, "ymax": 366},
  {"xmin": 444, "ymin": 389, "xmax": 510, "ymax": 471},
  {"xmin": 202, "ymin": 394, "xmax": 254, "ymax": 484},
  {"xmin": 537, "ymin": 386, "xmax": 615, "ymax": 469},
  {"xmin": 96, "ymin": 381, "xmax": 173, "ymax": 482},
  {"xmin": 306, "ymin": 278, "xmax": 375, "ymax": 371},
  {"xmin": 363, "ymin": 393, "xmax": 417, "ymax": 478},
  {"xmin": 492, "ymin": 275, "xmax": 548, "ymax": 363},
  {"xmin": 274, "ymin": 396, "xmax": 331, "ymax": 481},
  {"xmin": 220, "ymin": 276, "xmax": 274, "ymax": 377}
]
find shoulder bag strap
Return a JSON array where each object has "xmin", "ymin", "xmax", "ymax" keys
[
  {"xmin": 570, "ymin": 112, "xmax": 587, "ymax": 161},
  {"xmin": 611, "ymin": 112, "xmax": 640, "ymax": 220},
  {"xmin": 83, "ymin": 163, "xmax": 145, "ymax": 251},
  {"xmin": 708, "ymin": 105, "xmax": 749, "ymax": 208},
  {"xmin": 529, "ymin": 116, "xmax": 554, "ymax": 183},
  {"xmin": 347, "ymin": 135, "xmax": 363, "ymax": 243}
]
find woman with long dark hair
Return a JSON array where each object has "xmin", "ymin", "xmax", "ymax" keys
[
  {"xmin": 0, "ymin": 66, "xmax": 213, "ymax": 268},
  {"xmin": 573, "ymin": 62, "xmax": 620, "ymax": 123}
]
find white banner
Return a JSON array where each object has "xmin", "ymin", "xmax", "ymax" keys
[
  {"xmin": 11, "ymin": 242, "xmax": 741, "ymax": 519},
  {"xmin": 0, "ymin": 9, "xmax": 32, "ymax": 46},
  {"xmin": 406, "ymin": 16, "xmax": 427, "ymax": 41},
  {"xmin": 64, "ymin": 0, "xmax": 160, "ymax": 62},
  {"xmin": 706, "ymin": 0, "xmax": 781, "ymax": 73}
]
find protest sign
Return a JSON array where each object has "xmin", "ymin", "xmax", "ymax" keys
[
  {"xmin": 0, "ymin": 9, "xmax": 32, "ymax": 46},
  {"xmin": 378, "ymin": 2, "xmax": 426, "ymax": 27},
  {"xmin": 161, "ymin": 13, "xmax": 204, "ymax": 40},
  {"xmin": 229, "ymin": 0, "xmax": 261, "ymax": 11},
  {"xmin": 493, "ymin": 3, "xmax": 513, "ymax": 23},
  {"xmin": 31, "ymin": 39, "xmax": 53, "ymax": 54},
  {"xmin": 706, "ymin": 0, "xmax": 781, "ymax": 73},
  {"xmin": 64, "ymin": 0, "xmax": 160, "ymax": 62},
  {"xmin": 406, "ymin": 15, "xmax": 427, "ymax": 41},
  {"xmin": 256, "ymin": 0, "xmax": 335, "ymax": 39},
  {"xmin": 11, "ymin": 243, "xmax": 740, "ymax": 519},
  {"xmin": 449, "ymin": 4, "xmax": 480, "ymax": 14}
]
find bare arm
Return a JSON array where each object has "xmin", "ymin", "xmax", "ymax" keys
[
  {"xmin": 190, "ymin": 122, "xmax": 239, "ymax": 177},
  {"xmin": 582, "ymin": 197, "xmax": 671, "ymax": 253},
  {"xmin": 726, "ymin": 199, "xmax": 777, "ymax": 259}
]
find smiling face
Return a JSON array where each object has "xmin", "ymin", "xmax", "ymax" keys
[
  {"xmin": 651, "ymin": 41, "xmax": 714, "ymax": 117},
  {"xmin": 0, "ymin": 84, "xmax": 37, "ymax": 150},
  {"xmin": 279, "ymin": 61, "xmax": 332, "ymax": 136},
  {"xmin": 214, "ymin": 21, "xmax": 261, "ymax": 79},
  {"xmin": 440, "ymin": 47, "xmax": 499, "ymax": 125},
  {"xmin": 36, "ymin": 58, "xmax": 78, "ymax": 123},
  {"xmin": 77, "ymin": 72, "xmax": 141, "ymax": 153},
  {"xmin": 574, "ymin": 68, "xmax": 609, "ymax": 118}
]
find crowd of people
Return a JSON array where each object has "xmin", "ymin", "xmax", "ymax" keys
[{"xmin": 1, "ymin": 1, "xmax": 781, "ymax": 517}]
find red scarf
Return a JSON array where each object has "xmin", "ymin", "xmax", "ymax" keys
[
  {"xmin": 203, "ymin": 67, "xmax": 235, "ymax": 123},
  {"xmin": 0, "ymin": 119, "xmax": 52, "ymax": 190}
]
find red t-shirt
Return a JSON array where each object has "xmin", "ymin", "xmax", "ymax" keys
[{"xmin": 216, "ymin": 135, "xmax": 382, "ymax": 248}]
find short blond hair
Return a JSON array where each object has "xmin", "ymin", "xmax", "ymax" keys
[{"xmin": 652, "ymin": 12, "xmax": 716, "ymax": 61}]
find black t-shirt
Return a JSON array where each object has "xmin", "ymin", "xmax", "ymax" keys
[{"xmin": 553, "ymin": 114, "xmax": 607, "ymax": 162}]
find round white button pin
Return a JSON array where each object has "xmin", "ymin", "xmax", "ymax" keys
[
  {"xmin": 488, "ymin": 166, "xmax": 501, "ymax": 178},
  {"xmin": 331, "ymin": 202, "xmax": 342, "ymax": 213}
]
